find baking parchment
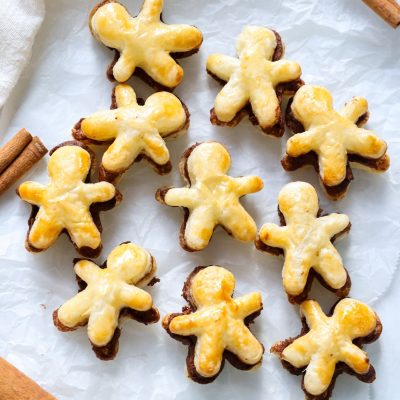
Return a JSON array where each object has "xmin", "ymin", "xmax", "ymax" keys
[{"xmin": 0, "ymin": 0, "xmax": 399, "ymax": 399}]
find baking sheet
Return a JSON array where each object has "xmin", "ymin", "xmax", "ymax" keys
[{"xmin": 0, "ymin": 0, "xmax": 399, "ymax": 399}]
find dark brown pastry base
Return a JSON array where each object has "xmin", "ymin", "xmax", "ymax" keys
[
  {"xmin": 283, "ymin": 98, "xmax": 390, "ymax": 200},
  {"xmin": 162, "ymin": 266, "xmax": 264, "ymax": 383},
  {"xmin": 53, "ymin": 242, "xmax": 160, "ymax": 361},
  {"xmin": 18, "ymin": 141, "xmax": 122, "ymax": 258},
  {"xmin": 270, "ymin": 301, "xmax": 383, "ymax": 400},
  {"xmin": 255, "ymin": 206, "xmax": 351, "ymax": 304},
  {"xmin": 89, "ymin": 0, "xmax": 203, "ymax": 91},
  {"xmin": 72, "ymin": 87, "xmax": 190, "ymax": 184},
  {"xmin": 156, "ymin": 142, "xmax": 254, "ymax": 252},
  {"xmin": 207, "ymin": 30, "xmax": 304, "ymax": 137}
]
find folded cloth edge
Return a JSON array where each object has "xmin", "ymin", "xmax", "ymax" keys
[{"xmin": 0, "ymin": 0, "xmax": 45, "ymax": 109}]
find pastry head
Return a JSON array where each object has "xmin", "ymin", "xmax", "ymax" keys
[
  {"xmin": 91, "ymin": 2, "xmax": 132, "ymax": 46},
  {"xmin": 236, "ymin": 25, "xmax": 277, "ymax": 59},
  {"xmin": 191, "ymin": 266, "xmax": 235, "ymax": 307},
  {"xmin": 144, "ymin": 92, "xmax": 187, "ymax": 134},
  {"xmin": 278, "ymin": 181, "xmax": 319, "ymax": 221},
  {"xmin": 48, "ymin": 145, "xmax": 91, "ymax": 184},
  {"xmin": 187, "ymin": 142, "xmax": 231, "ymax": 183},
  {"xmin": 292, "ymin": 85, "xmax": 334, "ymax": 127},
  {"xmin": 333, "ymin": 298, "xmax": 378, "ymax": 339},
  {"xmin": 106, "ymin": 242, "xmax": 152, "ymax": 284}
]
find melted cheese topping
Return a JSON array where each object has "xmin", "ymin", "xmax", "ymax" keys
[
  {"xmin": 286, "ymin": 85, "xmax": 389, "ymax": 186},
  {"xmin": 206, "ymin": 26, "xmax": 301, "ymax": 129},
  {"xmin": 280, "ymin": 299, "xmax": 378, "ymax": 396},
  {"xmin": 258, "ymin": 181, "xmax": 349, "ymax": 296},
  {"xmin": 18, "ymin": 146, "xmax": 116, "ymax": 251},
  {"xmin": 81, "ymin": 84, "xmax": 187, "ymax": 174},
  {"xmin": 57, "ymin": 242, "xmax": 156, "ymax": 347},
  {"xmin": 91, "ymin": 0, "xmax": 203, "ymax": 87},
  {"xmin": 162, "ymin": 142, "xmax": 263, "ymax": 250},
  {"xmin": 166, "ymin": 266, "xmax": 263, "ymax": 378}
]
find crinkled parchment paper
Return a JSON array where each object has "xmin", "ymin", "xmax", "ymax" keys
[{"xmin": 0, "ymin": 0, "xmax": 399, "ymax": 399}]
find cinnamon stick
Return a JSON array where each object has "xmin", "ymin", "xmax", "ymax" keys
[
  {"xmin": 0, "ymin": 357, "xmax": 56, "ymax": 399},
  {"xmin": 362, "ymin": 0, "xmax": 400, "ymax": 28},
  {"xmin": 0, "ymin": 136, "xmax": 47, "ymax": 196},
  {"xmin": 0, "ymin": 129, "xmax": 32, "ymax": 175}
]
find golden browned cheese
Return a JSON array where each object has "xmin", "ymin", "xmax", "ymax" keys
[
  {"xmin": 165, "ymin": 266, "xmax": 263, "ymax": 378},
  {"xmin": 58, "ymin": 242, "xmax": 156, "ymax": 347},
  {"xmin": 281, "ymin": 299, "xmax": 378, "ymax": 396},
  {"xmin": 286, "ymin": 85, "xmax": 389, "ymax": 187},
  {"xmin": 91, "ymin": 0, "xmax": 203, "ymax": 87},
  {"xmin": 206, "ymin": 26, "xmax": 301, "ymax": 128},
  {"xmin": 18, "ymin": 146, "xmax": 116, "ymax": 250},
  {"xmin": 81, "ymin": 84, "xmax": 187, "ymax": 174},
  {"xmin": 163, "ymin": 142, "xmax": 263, "ymax": 250},
  {"xmin": 258, "ymin": 181, "xmax": 349, "ymax": 296}
]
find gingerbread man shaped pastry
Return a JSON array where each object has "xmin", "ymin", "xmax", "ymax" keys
[
  {"xmin": 207, "ymin": 26, "xmax": 302, "ymax": 136},
  {"xmin": 283, "ymin": 85, "xmax": 390, "ymax": 199},
  {"xmin": 18, "ymin": 142, "xmax": 120, "ymax": 257},
  {"xmin": 256, "ymin": 182, "xmax": 351, "ymax": 303},
  {"xmin": 271, "ymin": 298, "xmax": 382, "ymax": 400},
  {"xmin": 73, "ymin": 84, "xmax": 189, "ymax": 182},
  {"xmin": 90, "ymin": 0, "xmax": 203, "ymax": 89},
  {"xmin": 163, "ymin": 266, "xmax": 264, "ymax": 383},
  {"xmin": 54, "ymin": 242, "xmax": 159, "ymax": 360},
  {"xmin": 156, "ymin": 142, "xmax": 263, "ymax": 251}
]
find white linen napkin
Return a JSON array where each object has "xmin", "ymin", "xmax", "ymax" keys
[{"xmin": 0, "ymin": 0, "xmax": 45, "ymax": 108}]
